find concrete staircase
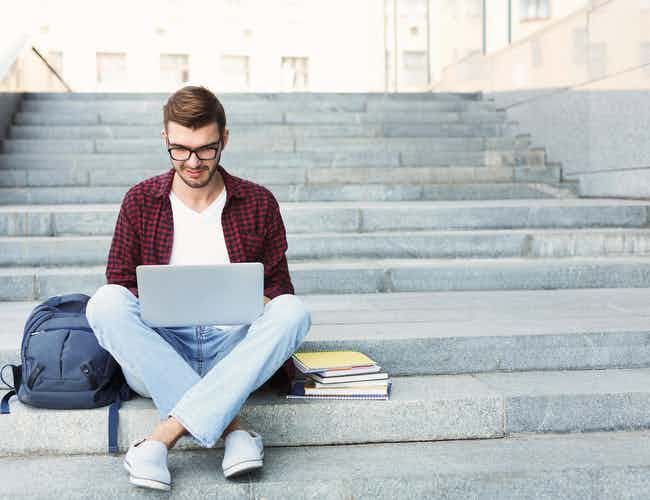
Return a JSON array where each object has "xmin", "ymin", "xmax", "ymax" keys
[{"xmin": 2, "ymin": 92, "xmax": 650, "ymax": 498}]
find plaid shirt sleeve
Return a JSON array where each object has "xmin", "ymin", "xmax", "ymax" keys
[
  {"xmin": 262, "ymin": 194, "xmax": 295, "ymax": 300},
  {"xmin": 105, "ymin": 190, "xmax": 141, "ymax": 298}
]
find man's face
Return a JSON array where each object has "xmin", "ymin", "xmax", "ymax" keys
[{"xmin": 162, "ymin": 121, "xmax": 229, "ymax": 190}]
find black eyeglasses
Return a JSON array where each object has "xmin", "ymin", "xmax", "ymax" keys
[{"xmin": 167, "ymin": 140, "xmax": 222, "ymax": 161}]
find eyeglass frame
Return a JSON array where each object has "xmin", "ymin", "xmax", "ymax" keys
[{"xmin": 166, "ymin": 137, "xmax": 224, "ymax": 162}]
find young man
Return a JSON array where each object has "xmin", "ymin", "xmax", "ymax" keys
[{"xmin": 85, "ymin": 85, "xmax": 311, "ymax": 491}]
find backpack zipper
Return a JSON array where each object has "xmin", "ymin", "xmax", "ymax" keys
[
  {"xmin": 27, "ymin": 310, "xmax": 90, "ymax": 337},
  {"xmin": 26, "ymin": 364, "xmax": 44, "ymax": 390},
  {"xmin": 30, "ymin": 326, "xmax": 94, "ymax": 335}
]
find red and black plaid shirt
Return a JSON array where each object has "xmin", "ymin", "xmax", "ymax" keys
[{"xmin": 106, "ymin": 164, "xmax": 295, "ymax": 300}]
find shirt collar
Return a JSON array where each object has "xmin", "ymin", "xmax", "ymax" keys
[{"xmin": 149, "ymin": 164, "xmax": 244, "ymax": 201}]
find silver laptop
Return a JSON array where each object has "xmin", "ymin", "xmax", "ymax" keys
[{"xmin": 136, "ymin": 263, "xmax": 264, "ymax": 327}]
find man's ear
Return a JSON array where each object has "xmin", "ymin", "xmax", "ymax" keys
[{"xmin": 222, "ymin": 128, "xmax": 229, "ymax": 149}]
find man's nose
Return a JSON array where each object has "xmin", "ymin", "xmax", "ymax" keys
[{"xmin": 185, "ymin": 151, "xmax": 202, "ymax": 167}]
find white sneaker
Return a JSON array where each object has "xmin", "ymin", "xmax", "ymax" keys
[
  {"xmin": 122, "ymin": 438, "xmax": 172, "ymax": 491},
  {"xmin": 222, "ymin": 429, "xmax": 264, "ymax": 478}
]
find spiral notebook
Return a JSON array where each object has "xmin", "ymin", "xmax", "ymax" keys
[{"xmin": 286, "ymin": 380, "xmax": 392, "ymax": 400}]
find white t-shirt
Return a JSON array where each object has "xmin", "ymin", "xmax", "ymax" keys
[{"xmin": 168, "ymin": 187, "xmax": 232, "ymax": 329}]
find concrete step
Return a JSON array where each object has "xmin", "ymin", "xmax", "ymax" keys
[
  {"xmin": 8, "ymin": 122, "xmax": 516, "ymax": 139},
  {"xmin": 13, "ymin": 110, "xmax": 507, "ymax": 126},
  {"xmin": 3, "ymin": 288, "xmax": 650, "ymax": 376},
  {"xmin": 0, "ymin": 373, "xmax": 500, "ymax": 456},
  {"xmin": 2, "ymin": 256, "xmax": 650, "ymax": 300},
  {"xmin": 2, "ymin": 367, "xmax": 650, "ymax": 457},
  {"xmin": 2, "ymin": 430, "xmax": 650, "ymax": 498},
  {"xmin": 295, "ymin": 137, "xmax": 529, "ymax": 153},
  {"xmin": 0, "ymin": 165, "xmax": 561, "ymax": 188},
  {"xmin": 0, "ymin": 182, "xmax": 571, "ymax": 205},
  {"xmin": 0, "ymin": 149, "xmax": 546, "ymax": 169},
  {"xmin": 0, "ymin": 198, "xmax": 643, "ymax": 236},
  {"xmin": 1, "ymin": 137, "xmax": 527, "ymax": 154},
  {"xmin": 23, "ymin": 91, "xmax": 482, "ymax": 101},
  {"xmin": 4, "ymin": 228, "xmax": 650, "ymax": 266},
  {"xmin": 20, "ymin": 98, "xmax": 496, "ymax": 113}
]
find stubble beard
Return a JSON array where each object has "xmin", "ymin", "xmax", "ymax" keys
[{"xmin": 176, "ymin": 163, "xmax": 219, "ymax": 189}]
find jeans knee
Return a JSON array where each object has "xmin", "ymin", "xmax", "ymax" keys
[
  {"xmin": 122, "ymin": 367, "xmax": 151, "ymax": 398},
  {"xmin": 270, "ymin": 294, "xmax": 311, "ymax": 340},
  {"xmin": 86, "ymin": 284, "xmax": 135, "ymax": 328}
]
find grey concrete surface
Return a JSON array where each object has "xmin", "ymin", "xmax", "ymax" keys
[
  {"xmin": 4, "ymin": 288, "xmax": 650, "ymax": 376},
  {"xmin": 4, "ymin": 430, "xmax": 650, "ymax": 499},
  {"xmin": 0, "ymin": 182, "xmax": 568, "ymax": 204},
  {"xmin": 0, "ymin": 92, "xmax": 22, "ymax": 140},
  {"xmin": 0, "ymin": 374, "xmax": 503, "ymax": 456},
  {"xmin": 6, "ymin": 256, "xmax": 650, "ymax": 300},
  {"xmin": 0, "ymin": 198, "xmax": 643, "ymax": 236},
  {"xmin": 4, "ymin": 368, "xmax": 650, "ymax": 457},
  {"xmin": 7, "ymin": 122, "xmax": 517, "ymax": 139},
  {"xmin": 0, "ymin": 165, "xmax": 562, "ymax": 188},
  {"xmin": 489, "ymin": 89, "xmax": 650, "ymax": 198},
  {"xmin": 5, "ymin": 228, "xmax": 650, "ymax": 266}
]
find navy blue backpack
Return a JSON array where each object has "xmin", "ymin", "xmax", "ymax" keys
[{"xmin": 0, "ymin": 293, "xmax": 134, "ymax": 454}]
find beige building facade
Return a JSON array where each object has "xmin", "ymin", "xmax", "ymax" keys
[{"xmin": 3, "ymin": 0, "xmax": 438, "ymax": 93}]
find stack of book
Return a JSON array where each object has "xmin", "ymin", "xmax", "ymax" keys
[{"xmin": 287, "ymin": 350, "xmax": 391, "ymax": 400}]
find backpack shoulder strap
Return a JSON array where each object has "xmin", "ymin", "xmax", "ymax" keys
[
  {"xmin": 1, "ymin": 390, "xmax": 15, "ymax": 414},
  {"xmin": 0, "ymin": 364, "xmax": 21, "ymax": 415},
  {"xmin": 108, "ymin": 397, "xmax": 122, "ymax": 454}
]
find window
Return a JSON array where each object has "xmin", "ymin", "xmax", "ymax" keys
[
  {"xmin": 160, "ymin": 54, "xmax": 190, "ymax": 89},
  {"xmin": 220, "ymin": 55, "xmax": 250, "ymax": 91},
  {"xmin": 519, "ymin": 0, "xmax": 550, "ymax": 21},
  {"xmin": 281, "ymin": 57, "xmax": 309, "ymax": 91},
  {"xmin": 96, "ymin": 52, "xmax": 127, "ymax": 86}
]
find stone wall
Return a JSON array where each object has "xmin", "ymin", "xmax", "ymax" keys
[{"xmin": 436, "ymin": 0, "xmax": 650, "ymax": 199}]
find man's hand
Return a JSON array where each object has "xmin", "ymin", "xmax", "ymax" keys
[{"xmin": 263, "ymin": 295, "xmax": 271, "ymax": 305}]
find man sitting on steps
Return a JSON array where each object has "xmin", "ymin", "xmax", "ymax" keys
[{"xmin": 85, "ymin": 85, "xmax": 312, "ymax": 491}]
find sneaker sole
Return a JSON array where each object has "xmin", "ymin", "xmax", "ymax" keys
[
  {"xmin": 123, "ymin": 458, "xmax": 172, "ymax": 491},
  {"xmin": 223, "ymin": 458, "xmax": 264, "ymax": 478}
]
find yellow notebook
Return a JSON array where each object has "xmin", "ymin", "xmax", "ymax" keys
[{"xmin": 291, "ymin": 351, "xmax": 376, "ymax": 371}]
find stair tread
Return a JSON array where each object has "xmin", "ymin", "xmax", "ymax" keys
[
  {"xmin": 2, "ymin": 287, "xmax": 650, "ymax": 346},
  {"xmin": 0, "ymin": 197, "xmax": 646, "ymax": 211},
  {"xmin": 3, "ymin": 226, "xmax": 650, "ymax": 241},
  {"xmin": 3, "ymin": 255, "xmax": 650, "ymax": 275},
  {"xmin": 3, "ymin": 368, "xmax": 650, "ymax": 456},
  {"xmin": 2, "ymin": 430, "xmax": 650, "ymax": 499},
  {"xmin": 2, "ymin": 255, "xmax": 650, "ymax": 271}
]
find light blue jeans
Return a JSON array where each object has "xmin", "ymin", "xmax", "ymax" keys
[{"xmin": 85, "ymin": 284, "xmax": 311, "ymax": 448}]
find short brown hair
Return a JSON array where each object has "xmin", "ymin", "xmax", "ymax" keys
[{"xmin": 163, "ymin": 85, "xmax": 226, "ymax": 136}]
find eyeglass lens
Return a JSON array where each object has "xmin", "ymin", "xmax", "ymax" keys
[{"xmin": 169, "ymin": 147, "xmax": 219, "ymax": 161}]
